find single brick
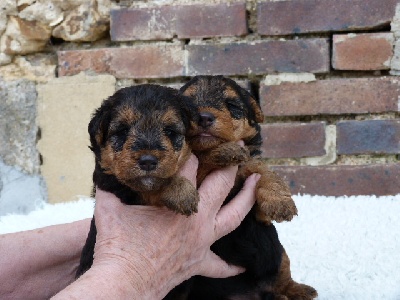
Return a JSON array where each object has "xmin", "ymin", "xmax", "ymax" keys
[
  {"xmin": 261, "ymin": 122, "xmax": 326, "ymax": 158},
  {"xmin": 110, "ymin": 3, "xmax": 247, "ymax": 41},
  {"xmin": 271, "ymin": 164, "xmax": 400, "ymax": 196},
  {"xmin": 58, "ymin": 45, "xmax": 185, "ymax": 79},
  {"xmin": 260, "ymin": 77, "xmax": 400, "ymax": 116},
  {"xmin": 58, "ymin": 49, "xmax": 112, "ymax": 77},
  {"xmin": 175, "ymin": 3, "xmax": 247, "ymax": 39},
  {"xmin": 186, "ymin": 38, "xmax": 329, "ymax": 76},
  {"xmin": 110, "ymin": 6, "xmax": 175, "ymax": 41},
  {"xmin": 109, "ymin": 45, "xmax": 185, "ymax": 78},
  {"xmin": 337, "ymin": 120, "xmax": 400, "ymax": 155},
  {"xmin": 333, "ymin": 33, "xmax": 394, "ymax": 70},
  {"xmin": 258, "ymin": 0, "xmax": 398, "ymax": 35}
]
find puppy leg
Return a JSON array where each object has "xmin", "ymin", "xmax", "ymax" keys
[
  {"xmin": 273, "ymin": 250, "xmax": 318, "ymax": 300},
  {"xmin": 161, "ymin": 176, "xmax": 200, "ymax": 216},
  {"xmin": 197, "ymin": 142, "xmax": 250, "ymax": 167},
  {"xmin": 238, "ymin": 160, "xmax": 297, "ymax": 224}
]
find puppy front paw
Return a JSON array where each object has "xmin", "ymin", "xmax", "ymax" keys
[
  {"xmin": 281, "ymin": 282, "xmax": 318, "ymax": 300},
  {"xmin": 205, "ymin": 142, "xmax": 250, "ymax": 166},
  {"xmin": 161, "ymin": 176, "xmax": 199, "ymax": 216},
  {"xmin": 255, "ymin": 185, "xmax": 298, "ymax": 224},
  {"xmin": 238, "ymin": 161, "xmax": 298, "ymax": 224}
]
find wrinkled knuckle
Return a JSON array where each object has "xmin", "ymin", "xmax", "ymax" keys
[
  {"xmin": 219, "ymin": 173, "xmax": 234, "ymax": 190},
  {"xmin": 230, "ymin": 207, "xmax": 244, "ymax": 226}
]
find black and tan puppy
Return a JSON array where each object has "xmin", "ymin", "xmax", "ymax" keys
[
  {"xmin": 183, "ymin": 76, "xmax": 297, "ymax": 225},
  {"xmin": 76, "ymin": 84, "xmax": 199, "ymax": 277},
  {"xmin": 165, "ymin": 75, "xmax": 317, "ymax": 299}
]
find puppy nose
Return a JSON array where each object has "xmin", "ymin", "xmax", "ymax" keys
[
  {"xmin": 199, "ymin": 112, "xmax": 215, "ymax": 128},
  {"xmin": 138, "ymin": 155, "xmax": 158, "ymax": 171}
]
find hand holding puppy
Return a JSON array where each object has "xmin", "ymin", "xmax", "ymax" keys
[{"xmin": 53, "ymin": 154, "xmax": 260, "ymax": 300}]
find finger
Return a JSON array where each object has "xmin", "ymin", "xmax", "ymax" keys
[
  {"xmin": 95, "ymin": 188, "xmax": 121, "ymax": 210},
  {"xmin": 214, "ymin": 173, "xmax": 260, "ymax": 240},
  {"xmin": 197, "ymin": 165, "xmax": 238, "ymax": 211},
  {"xmin": 93, "ymin": 188, "xmax": 125, "ymax": 224},
  {"xmin": 236, "ymin": 140, "xmax": 244, "ymax": 147},
  {"xmin": 177, "ymin": 154, "xmax": 198, "ymax": 186},
  {"xmin": 198, "ymin": 251, "xmax": 245, "ymax": 278}
]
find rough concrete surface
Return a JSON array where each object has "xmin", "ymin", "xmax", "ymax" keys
[
  {"xmin": 0, "ymin": 78, "xmax": 40, "ymax": 174},
  {"xmin": 37, "ymin": 73, "xmax": 116, "ymax": 203}
]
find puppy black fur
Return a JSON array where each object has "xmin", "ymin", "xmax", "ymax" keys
[
  {"xmin": 76, "ymin": 84, "xmax": 198, "ymax": 278},
  {"xmin": 164, "ymin": 76, "xmax": 316, "ymax": 300}
]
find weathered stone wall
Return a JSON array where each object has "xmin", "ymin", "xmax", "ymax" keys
[
  {"xmin": 0, "ymin": 78, "xmax": 39, "ymax": 174},
  {"xmin": 0, "ymin": 0, "xmax": 399, "ymax": 208},
  {"xmin": 37, "ymin": 73, "xmax": 115, "ymax": 203}
]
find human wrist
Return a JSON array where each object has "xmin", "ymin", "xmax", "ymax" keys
[
  {"xmin": 53, "ymin": 262, "xmax": 142, "ymax": 299},
  {"xmin": 89, "ymin": 260, "xmax": 182, "ymax": 300},
  {"xmin": 91, "ymin": 241, "xmax": 177, "ymax": 300}
]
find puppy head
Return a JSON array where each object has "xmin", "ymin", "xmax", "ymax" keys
[
  {"xmin": 89, "ymin": 84, "xmax": 195, "ymax": 192},
  {"xmin": 180, "ymin": 75, "xmax": 263, "ymax": 151}
]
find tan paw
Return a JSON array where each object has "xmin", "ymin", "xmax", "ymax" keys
[
  {"xmin": 161, "ymin": 176, "xmax": 199, "ymax": 216},
  {"xmin": 284, "ymin": 283, "xmax": 318, "ymax": 300},
  {"xmin": 207, "ymin": 142, "xmax": 250, "ymax": 166},
  {"xmin": 255, "ymin": 184, "xmax": 298, "ymax": 224}
]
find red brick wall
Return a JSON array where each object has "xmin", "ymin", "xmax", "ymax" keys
[{"xmin": 57, "ymin": 0, "xmax": 400, "ymax": 196}]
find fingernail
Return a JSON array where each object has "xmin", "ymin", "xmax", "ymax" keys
[
  {"xmin": 253, "ymin": 173, "xmax": 261, "ymax": 182},
  {"xmin": 247, "ymin": 173, "xmax": 261, "ymax": 185},
  {"xmin": 236, "ymin": 140, "xmax": 245, "ymax": 147}
]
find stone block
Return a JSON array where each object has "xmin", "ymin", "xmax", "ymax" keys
[
  {"xmin": 258, "ymin": 0, "xmax": 398, "ymax": 35},
  {"xmin": 0, "ymin": 78, "xmax": 40, "ymax": 174},
  {"xmin": 260, "ymin": 77, "xmax": 400, "ymax": 116},
  {"xmin": 333, "ymin": 33, "xmax": 394, "ymax": 70},
  {"xmin": 52, "ymin": 0, "xmax": 109, "ymax": 42},
  {"xmin": 111, "ymin": 2, "xmax": 247, "ymax": 41},
  {"xmin": 0, "ymin": 55, "xmax": 57, "ymax": 83},
  {"xmin": 58, "ymin": 45, "xmax": 185, "ymax": 79},
  {"xmin": 272, "ymin": 164, "xmax": 400, "ymax": 196},
  {"xmin": 175, "ymin": 2, "xmax": 247, "ymax": 39},
  {"xmin": 186, "ymin": 38, "xmax": 329, "ymax": 76},
  {"xmin": 337, "ymin": 120, "xmax": 400, "ymax": 155},
  {"xmin": 37, "ymin": 73, "xmax": 116, "ymax": 203},
  {"xmin": 111, "ymin": 6, "xmax": 175, "ymax": 41},
  {"xmin": 0, "ymin": 16, "xmax": 52, "ymax": 55},
  {"xmin": 260, "ymin": 122, "xmax": 326, "ymax": 158}
]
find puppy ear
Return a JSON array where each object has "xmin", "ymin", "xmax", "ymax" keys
[
  {"xmin": 248, "ymin": 95, "xmax": 264, "ymax": 123},
  {"xmin": 223, "ymin": 76, "xmax": 264, "ymax": 124},
  {"xmin": 180, "ymin": 76, "xmax": 200, "ymax": 97},
  {"xmin": 88, "ymin": 99, "xmax": 112, "ymax": 154},
  {"xmin": 179, "ymin": 94, "xmax": 199, "ymax": 129}
]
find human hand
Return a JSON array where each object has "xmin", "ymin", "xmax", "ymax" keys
[{"xmin": 84, "ymin": 154, "xmax": 260, "ymax": 299}]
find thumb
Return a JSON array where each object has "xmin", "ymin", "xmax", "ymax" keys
[
  {"xmin": 198, "ymin": 251, "xmax": 245, "ymax": 278},
  {"xmin": 214, "ymin": 173, "xmax": 260, "ymax": 240}
]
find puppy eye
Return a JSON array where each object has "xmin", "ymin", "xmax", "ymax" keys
[
  {"xmin": 225, "ymin": 100, "xmax": 244, "ymax": 119},
  {"xmin": 225, "ymin": 99, "xmax": 242, "ymax": 110},
  {"xmin": 111, "ymin": 127, "xmax": 130, "ymax": 137},
  {"xmin": 109, "ymin": 126, "xmax": 130, "ymax": 151},
  {"xmin": 164, "ymin": 126, "xmax": 185, "ymax": 150},
  {"xmin": 164, "ymin": 126, "xmax": 182, "ymax": 138}
]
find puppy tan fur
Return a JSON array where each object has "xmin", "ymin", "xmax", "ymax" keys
[{"xmin": 168, "ymin": 75, "xmax": 317, "ymax": 300}]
